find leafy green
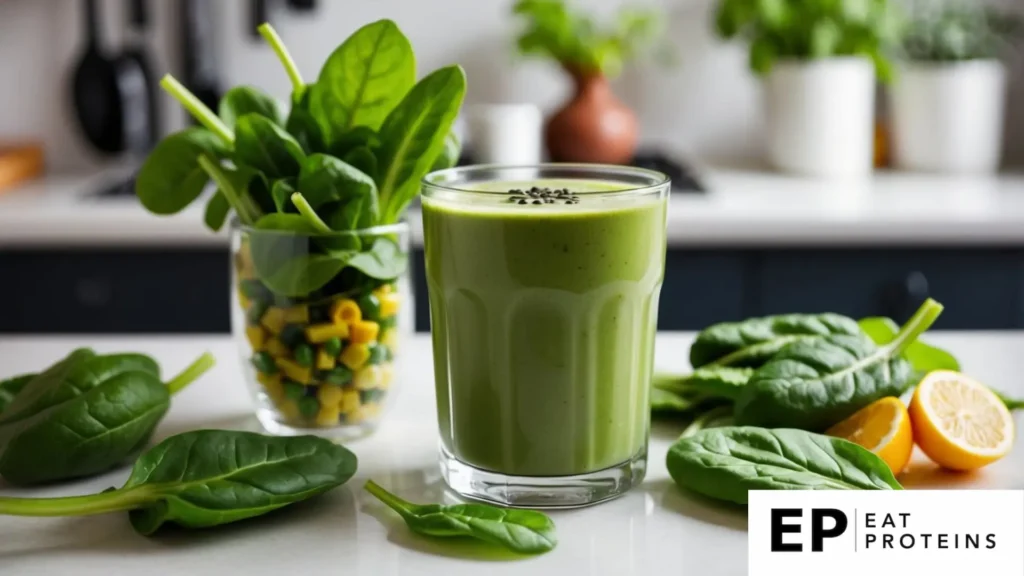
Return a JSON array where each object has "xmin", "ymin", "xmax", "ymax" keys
[
  {"xmin": 297, "ymin": 154, "xmax": 378, "ymax": 226},
  {"xmin": 994, "ymin": 389, "xmax": 1024, "ymax": 412},
  {"xmin": 135, "ymin": 128, "xmax": 227, "ymax": 215},
  {"xmin": 650, "ymin": 387, "xmax": 702, "ymax": 413},
  {"xmin": 735, "ymin": 299, "xmax": 944, "ymax": 431},
  {"xmin": 364, "ymin": 480, "xmax": 556, "ymax": 554},
  {"xmin": 0, "ymin": 373, "xmax": 36, "ymax": 414},
  {"xmin": 859, "ymin": 316, "xmax": 960, "ymax": 372},
  {"xmin": 431, "ymin": 131, "xmax": 462, "ymax": 172},
  {"xmin": 346, "ymin": 237, "xmax": 408, "ymax": 280},
  {"xmin": 0, "ymin": 430, "xmax": 357, "ymax": 535},
  {"xmin": 197, "ymin": 156, "xmax": 262, "ymax": 225},
  {"xmin": 204, "ymin": 192, "xmax": 231, "ymax": 232},
  {"xmin": 666, "ymin": 427, "xmax": 902, "ymax": 505},
  {"xmin": 343, "ymin": 146, "xmax": 378, "ymax": 181},
  {"xmin": 218, "ymin": 86, "xmax": 283, "ymax": 129},
  {"xmin": 286, "ymin": 87, "xmax": 327, "ymax": 155},
  {"xmin": 679, "ymin": 405, "xmax": 734, "ymax": 438},
  {"xmin": 653, "ymin": 367, "xmax": 754, "ymax": 402},
  {"xmin": 234, "ymin": 114, "xmax": 306, "ymax": 179},
  {"xmin": 901, "ymin": 2, "xmax": 1023, "ymax": 62},
  {"xmin": 376, "ymin": 65, "xmax": 466, "ymax": 223}
]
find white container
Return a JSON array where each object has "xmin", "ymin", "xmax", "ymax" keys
[
  {"xmin": 763, "ymin": 58, "xmax": 876, "ymax": 178},
  {"xmin": 889, "ymin": 60, "xmax": 1007, "ymax": 174},
  {"xmin": 464, "ymin": 104, "xmax": 543, "ymax": 165}
]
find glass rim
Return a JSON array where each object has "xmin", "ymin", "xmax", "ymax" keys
[
  {"xmin": 422, "ymin": 163, "xmax": 671, "ymax": 199},
  {"xmin": 231, "ymin": 216, "xmax": 409, "ymax": 238}
]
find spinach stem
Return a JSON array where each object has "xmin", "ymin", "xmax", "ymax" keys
[
  {"xmin": 364, "ymin": 480, "xmax": 416, "ymax": 519},
  {"xmin": 159, "ymin": 75, "xmax": 234, "ymax": 145},
  {"xmin": 198, "ymin": 155, "xmax": 257, "ymax": 225},
  {"xmin": 290, "ymin": 192, "xmax": 334, "ymax": 234},
  {"xmin": 0, "ymin": 487, "xmax": 148, "ymax": 517},
  {"xmin": 258, "ymin": 23, "xmax": 304, "ymax": 92},
  {"xmin": 886, "ymin": 298, "xmax": 944, "ymax": 357},
  {"xmin": 166, "ymin": 352, "xmax": 216, "ymax": 396},
  {"xmin": 680, "ymin": 405, "xmax": 732, "ymax": 439}
]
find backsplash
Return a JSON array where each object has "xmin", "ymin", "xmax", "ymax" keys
[{"xmin": 0, "ymin": 0, "xmax": 1021, "ymax": 173}]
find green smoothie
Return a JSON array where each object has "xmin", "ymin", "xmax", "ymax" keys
[{"xmin": 422, "ymin": 179, "xmax": 668, "ymax": 477}]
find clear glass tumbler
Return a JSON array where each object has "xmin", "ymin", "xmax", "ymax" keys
[
  {"xmin": 230, "ymin": 220, "xmax": 413, "ymax": 441},
  {"xmin": 421, "ymin": 164, "xmax": 670, "ymax": 508}
]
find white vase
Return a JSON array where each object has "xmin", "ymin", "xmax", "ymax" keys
[
  {"xmin": 889, "ymin": 60, "xmax": 1007, "ymax": 174},
  {"xmin": 763, "ymin": 58, "xmax": 876, "ymax": 178}
]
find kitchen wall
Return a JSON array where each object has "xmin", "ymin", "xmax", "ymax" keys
[{"xmin": 0, "ymin": 0, "xmax": 1021, "ymax": 173}]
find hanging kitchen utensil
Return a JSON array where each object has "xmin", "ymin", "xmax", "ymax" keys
[
  {"xmin": 119, "ymin": 0, "xmax": 159, "ymax": 152},
  {"xmin": 179, "ymin": 0, "xmax": 221, "ymax": 119}
]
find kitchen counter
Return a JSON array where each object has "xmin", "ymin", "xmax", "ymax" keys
[
  {"xmin": 3, "ymin": 164, "xmax": 1024, "ymax": 247},
  {"xmin": 0, "ymin": 332, "xmax": 1022, "ymax": 575}
]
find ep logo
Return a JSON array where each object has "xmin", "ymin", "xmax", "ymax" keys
[{"xmin": 771, "ymin": 508, "xmax": 848, "ymax": 552}]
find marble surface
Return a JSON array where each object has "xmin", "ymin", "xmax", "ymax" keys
[{"xmin": 0, "ymin": 332, "xmax": 1022, "ymax": 575}]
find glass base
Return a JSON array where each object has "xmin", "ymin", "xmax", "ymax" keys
[
  {"xmin": 439, "ymin": 445, "xmax": 647, "ymax": 509},
  {"xmin": 256, "ymin": 407, "xmax": 377, "ymax": 442}
]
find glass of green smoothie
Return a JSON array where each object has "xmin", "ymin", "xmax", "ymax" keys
[{"xmin": 421, "ymin": 164, "xmax": 670, "ymax": 508}]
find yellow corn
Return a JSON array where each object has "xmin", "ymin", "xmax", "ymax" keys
[
  {"xmin": 245, "ymin": 325, "xmax": 266, "ymax": 351},
  {"xmin": 378, "ymin": 363, "xmax": 393, "ymax": 390},
  {"xmin": 381, "ymin": 328, "xmax": 399, "ymax": 353},
  {"xmin": 340, "ymin": 389, "xmax": 361, "ymax": 414},
  {"xmin": 283, "ymin": 305, "xmax": 309, "ymax": 324},
  {"xmin": 340, "ymin": 343, "xmax": 371, "ymax": 371},
  {"xmin": 330, "ymin": 299, "xmax": 361, "ymax": 325},
  {"xmin": 354, "ymin": 365, "xmax": 381, "ymax": 390},
  {"xmin": 379, "ymin": 293, "xmax": 400, "ymax": 318},
  {"xmin": 265, "ymin": 337, "xmax": 290, "ymax": 359},
  {"xmin": 278, "ymin": 399, "xmax": 301, "ymax": 421},
  {"xmin": 260, "ymin": 307, "xmax": 288, "ymax": 334},
  {"xmin": 305, "ymin": 322, "xmax": 349, "ymax": 343},
  {"xmin": 315, "ymin": 405, "xmax": 340, "ymax": 427},
  {"xmin": 349, "ymin": 320, "xmax": 380, "ymax": 344},
  {"xmin": 238, "ymin": 288, "xmax": 251, "ymax": 311},
  {"xmin": 276, "ymin": 358, "xmax": 312, "ymax": 385},
  {"xmin": 316, "ymin": 348, "xmax": 336, "ymax": 371},
  {"xmin": 372, "ymin": 283, "xmax": 394, "ymax": 298},
  {"xmin": 258, "ymin": 372, "xmax": 284, "ymax": 401},
  {"xmin": 317, "ymin": 384, "xmax": 345, "ymax": 407}
]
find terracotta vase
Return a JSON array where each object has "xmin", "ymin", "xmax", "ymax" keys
[{"xmin": 545, "ymin": 70, "xmax": 638, "ymax": 165}]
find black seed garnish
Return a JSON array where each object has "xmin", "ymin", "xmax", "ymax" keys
[
  {"xmin": 532, "ymin": 200, "xmax": 542, "ymax": 205},
  {"xmin": 518, "ymin": 199, "xmax": 528, "ymax": 204},
  {"xmin": 507, "ymin": 187, "xmax": 579, "ymax": 206}
]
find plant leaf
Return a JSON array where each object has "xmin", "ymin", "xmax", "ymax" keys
[
  {"xmin": 234, "ymin": 114, "xmax": 307, "ymax": 179},
  {"xmin": 666, "ymin": 427, "xmax": 902, "ymax": 505},
  {"xmin": 297, "ymin": 154, "xmax": 378, "ymax": 226},
  {"xmin": 254, "ymin": 213, "xmax": 320, "ymax": 234},
  {"xmin": 271, "ymin": 178, "xmax": 298, "ymax": 213},
  {"xmin": 218, "ymin": 86, "xmax": 283, "ymax": 129},
  {"xmin": 345, "ymin": 237, "xmax": 408, "ymax": 280},
  {"xmin": 430, "ymin": 131, "xmax": 461, "ymax": 172},
  {"xmin": 343, "ymin": 146, "xmax": 378, "ymax": 182},
  {"xmin": 203, "ymin": 192, "xmax": 231, "ymax": 232},
  {"xmin": 135, "ymin": 128, "xmax": 226, "ymax": 215},
  {"xmin": 858, "ymin": 317, "xmax": 961, "ymax": 372},
  {"xmin": 286, "ymin": 85, "xmax": 326, "ymax": 154},
  {"xmin": 650, "ymin": 387, "xmax": 702, "ymax": 414},
  {"xmin": 327, "ymin": 126, "xmax": 381, "ymax": 160},
  {"xmin": 0, "ymin": 374, "xmax": 36, "ymax": 414},
  {"xmin": 653, "ymin": 367, "xmax": 754, "ymax": 402},
  {"xmin": 254, "ymin": 252, "xmax": 350, "ymax": 298}
]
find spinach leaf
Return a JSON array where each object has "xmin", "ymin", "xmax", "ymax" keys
[
  {"xmin": 253, "ymin": 252, "xmax": 350, "ymax": 298},
  {"xmin": 431, "ymin": 130, "xmax": 462, "ymax": 172},
  {"xmin": 135, "ymin": 128, "xmax": 226, "ymax": 215},
  {"xmin": 0, "ymin": 353, "xmax": 213, "ymax": 485},
  {"xmin": 311, "ymin": 19, "xmax": 416, "ymax": 141},
  {"xmin": 858, "ymin": 316, "xmax": 961, "ymax": 372},
  {"xmin": 343, "ymin": 146, "xmax": 378, "ymax": 181},
  {"xmin": 0, "ymin": 373, "xmax": 36, "ymax": 414},
  {"xmin": 198, "ymin": 156, "xmax": 263, "ymax": 225},
  {"xmin": 364, "ymin": 480, "xmax": 556, "ymax": 554},
  {"xmin": 666, "ymin": 427, "xmax": 902, "ymax": 505},
  {"xmin": 234, "ymin": 114, "xmax": 306, "ymax": 179},
  {"xmin": 218, "ymin": 85, "xmax": 283, "ymax": 129},
  {"xmin": 0, "ymin": 430, "xmax": 357, "ymax": 535},
  {"xmin": 653, "ymin": 367, "xmax": 753, "ymax": 402},
  {"xmin": 286, "ymin": 85, "xmax": 327, "ymax": 154},
  {"xmin": 993, "ymin": 389, "xmax": 1024, "ymax": 412},
  {"xmin": 203, "ymin": 192, "xmax": 231, "ymax": 232},
  {"xmin": 679, "ymin": 405, "xmax": 733, "ymax": 438},
  {"xmin": 734, "ymin": 299, "xmax": 944, "ymax": 431},
  {"xmin": 290, "ymin": 192, "xmax": 334, "ymax": 234},
  {"xmin": 271, "ymin": 178, "xmax": 298, "ymax": 213},
  {"xmin": 328, "ymin": 126, "xmax": 381, "ymax": 161},
  {"xmin": 347, "ymin": 237, "xmax": 408, "ymax": 280},
  {"xmin": 651, "ymin": 387, "xmax": 702, "ymax": 414},
  {"xmin": 376, "ymin": 65, "xmax": 467, "ymax": 223},
  {"xmin": 689, "ymin": 313, "xmax": 862, "ymax": 369},
  {"xmin": 298, "ymin": 154, "xmax": 378, "ymax": 226},
  {"xmin": 254, "ymin": 213, "xmax": 320, "ymax": 234}
]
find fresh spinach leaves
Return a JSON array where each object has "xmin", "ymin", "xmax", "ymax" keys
[
  {"xmin": 135, "ymin": 128, "xmax": 226, "ymax": 215},
  {"xmin": 297, "ymin": 154, "xmax": 378, "ymax": 226},
  {"xmin": 0, "ymin": 373, "xmax": 36, "ymax": 414},
  {"xmin": 234, "ymin": 114, "xmax": 306, "ymax": 179},
  {"xmin": 858, "ymin": 316, "xmax": 961, "ymax": 372},
  {"xmin": 218, "ymin": 86, "xmax": 283, "ymax": 129}
]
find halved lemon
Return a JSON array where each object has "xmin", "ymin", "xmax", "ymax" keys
[
  {"xmin": 826, "ymin": 396, "xmax": 914, "ymax": 476},
  {"xmin": 909, "ymin": 370, "xmax": 1015, "ymax": 471}
]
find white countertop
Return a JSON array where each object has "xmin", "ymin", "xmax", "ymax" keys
[
  {"xmin": 0, "ymin": 332, "xmax": 1022, "ymax": 575},
  {"xmin": 3, "ymin": 163, "xmax": 1024, "ymax": 247}
]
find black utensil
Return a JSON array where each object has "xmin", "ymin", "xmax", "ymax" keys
[
  {"xmin": 71, "ymin": 0, "xmax": 125, "ymax": 154},
  {"xmin": 180, "ymin": 0, "xmax": 221, "ymax": 117},
  {"xmin": 119, "ymin": 0, "xmax": 158, "ymax": 152}
]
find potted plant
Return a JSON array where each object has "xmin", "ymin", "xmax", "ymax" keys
[
  {"xmin": 512, "ymin": 0, "xmax": 670, "ymax": 164},
  {"xmin": 890, "ymin": 2, "xmax": 1023, "ymax": 174},
  {"xmin": 715, "ymin": 0, "xmax": 902, "ymax": 178}
]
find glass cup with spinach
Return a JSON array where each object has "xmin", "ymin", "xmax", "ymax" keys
[{"xmin": 232, "ymin": 221, "xmax": 412, "ymax": 439}]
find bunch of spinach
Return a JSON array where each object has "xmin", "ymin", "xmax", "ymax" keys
[
  {"xmin": 0, "ymin": 349, "xmax": 215, "ymax": 485},
  {"xmin": 135, "ymin": 21, "xmax": 466, "ymax": 298},
  {"xmin": 0, "ymin": 430, "xmax": 357, "ymax": 535}
]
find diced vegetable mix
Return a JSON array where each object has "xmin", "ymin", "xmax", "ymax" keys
[{"xmin": 238, "ymin": 264, "xmax": 400, "ymax": 427}]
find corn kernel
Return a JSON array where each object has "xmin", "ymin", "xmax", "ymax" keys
[
  {"xmin": 305, "ymin": 322, "xmax": 349, "ymax": 343},
  {"xmin": 340, "ymin": 343, "xmax": 371, "ymax": 370},
  {"xmin": 316, "ymin": 348, "xmax": 336, "ymax": 371},
  {"xmin": 349, "ymin": 320, "xmax": 380, "ymax": 344},
  {"xmin": 283, "ymin": 305, "xmax": 309, "ymax": 324},
  {"xmin": 340, "ymin": 389, "xmax": 361, "ymax": 414},
  {"xmin": 315, "ymin": 405, "xmax": 340, "ymax": 427},
  {"xmin": 245, "ymin": 325, "xmax": 266, "ymax": 351},
  {"xmin": 317, "ymin": 384, "xmax": 345, "ymax": 407},
  {"xmin": 354, "ymin": 365, "xmax": 381, "ymax": 390},
  {"xmin": 278, "ymin": 399, "xmax": 301, "ymax": 421},
  {"xmin": 260, "ymin": 307, "xmax": 288, "ymax": 334},
  {"xmin": 381, "ymin": 328, "xmax": 399, "ymax": 353},
  {"xmin": 373, "ymin": 283, "xmax": 393, "ymax": 298},
  {"xmin": 276, "ymin": 358, "xmax": 312, "ymax": 384},
  {"xmin": 258, "ymin": 373, "xmax": 284, "ymax": 401},
  {"xmin": 379, "ymin": 293, "xmax": 400, "ymax": 318},
  {"xmin": 378, "ymin": 363, "xmax": 393, "ymax": 390},
  {"xmin": 265, "ymin": 337, "xmax": 290, "ymax": 358},
  {"xmin": 330, "ymin": 299, "xmax": 362, "ymax": 325}
]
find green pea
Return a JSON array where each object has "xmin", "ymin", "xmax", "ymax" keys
[
  {"xmin": 360, "ymin": 389, "xmax": 386, "ymax": 404},
  {"xmin": 378, "ymin": 315, "xmax": 397, "ymax": 330},
  {"xmin": 358, "ymin": 294, "xmax": 381, "ymax": 322},
  {"xmin": 323, "ymin": 337, "xmax": 343, "ymax": 357},
  {"xmin": 294, "ymin": 344, "xmax": 315, "ymax": 367},
  {"xmin": 280, "ymin": 324, "xmax": 306, "ymax": 348},
  {"xmin": 368, "ymin": 344, "xmax": 388, "ymax": 365},
  {"xmin": 251, "ymin": 352, "xmax": 277, "ymax": 374},
  {"xmin": 247, "ymin": 300, "xmax": 269, "ymax": 325},
  {"xmin": 283, "ymin": 380, "xmax": 305, "ymax": 401},
  {"xmin": 298, "ymin": 396, "xmax": 320, "ymax": 419},
  {"xmin": 324, "ymin": 366, "xmax": 353, "ymax": 386}
]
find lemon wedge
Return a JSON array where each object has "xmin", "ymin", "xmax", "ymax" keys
[{"xmin": 827, "ymin": 397, "xmax": 914, "ymax": 476}]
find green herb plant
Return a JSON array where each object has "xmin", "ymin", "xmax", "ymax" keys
[
  {"xmin": 0, "ymin": 349, "xmax": 215, "ymax": 485},
  {"xmin": 364, "ymin": 480, "xmax": 557, "ymax": 555},
  {"xmin": 900, "ymin": 0, "xmax": 1023, "ymax": 62},
  {"xmin": 713, "ymin": 0, "xmax": 904, "ymax": 79},
  {"xmin": 0, "ymin": 430, "xmax": 357, "ymax": 535}
]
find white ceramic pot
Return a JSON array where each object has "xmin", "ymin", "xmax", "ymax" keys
[
  {"xmin": 889, "ymin": 60, "xmax": 1007, "ymax": 174},
  {"xmin": 763, "ymin": 58, "xmax": 876, "ymax": 178}
]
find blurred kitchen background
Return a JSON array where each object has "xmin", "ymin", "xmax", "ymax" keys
[{"xmin": 1, "ymin": 0, "xmax": 1023, "ymax": 334}]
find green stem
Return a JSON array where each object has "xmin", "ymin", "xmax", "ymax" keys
[
  {"xmin": 160, "ymin": 75, "xmax": 234, "ymax": 145},
  {"xmin": 681, "ymin": 405, "xmax": 732, "ymax": 439},
  {"xmin": 291, "ymin": 193, "xmax": 334, "ymax": 234},
  {"xmin": 165, "ymin": 352, "xmax": 216, "ymax": 396},
  {"xmin": 886, "ymin": 298, "xmax": 944, "ymax": 357},
  {"xmin": 364, "ymin": 480, "xmax": 417, "ymax": 519},
  {"xmin": 198, "ymin": 155, "xmax": 257, "ymax": 225},
  {"xmin": 0, "ymin": 487, "xmax": 148, "ymax": 517},
  {"xmin": 258, "ymin": 23, "xmax": 304, "ymax": 92}
]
